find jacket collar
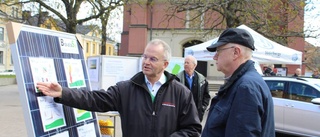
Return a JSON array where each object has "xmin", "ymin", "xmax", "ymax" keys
[
  {"xmin": 131, "ymin": 71, "xmax": 176, "ymax": 87},
  {"xmin": 217, "ymin": 60, "xmax": 255, "ymax": 96}
]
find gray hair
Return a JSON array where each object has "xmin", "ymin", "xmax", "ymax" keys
[
  {"xmin": 238, "ymin": 44, "xmax": 253, "ymax": 59},
  {"xmin": 185, "ymin": 55, "xmax": 197, "ymax": 65},
  {"xmin": 147, "ymin": 39, "xmax": 172, "ymax": 62}
]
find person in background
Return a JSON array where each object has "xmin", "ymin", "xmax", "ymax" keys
[
  {"xmin": 263, "ymin": 64, "xmax": 276, "ymax": 76},
  {"xmin": 202, "ymin": 28, "xmax": 275, "ymax": 137},
  {"xmin": 176, "ymin": 55, "xmax": 211, "ymax": 121},
  {"xmin": 292, "ymin": 68, "xmax": 301, "ymax": 77},
  {"xmin": 311, "ymin": 70, "xmax": 320, "ymax": 78},
  {"xmin": 272, "ymin": 65, "xmax": 278, "ymax": 75},
  {"xmin": 37, "ymin": 39, "xmax": 202, "ymax": 137}
]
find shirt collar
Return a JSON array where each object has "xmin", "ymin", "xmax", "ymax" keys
[
  {"xmin": 145, "ymin": 73, "xmax": 166, "ymax": 85},
  {"xmin": 185, "ymin": 72, "xmax": 194, "ymax": 78}
]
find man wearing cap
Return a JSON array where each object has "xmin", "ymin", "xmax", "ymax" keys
[{"xmin": 202, "ymin": 28, "xmax": 275, "ymax": 137}]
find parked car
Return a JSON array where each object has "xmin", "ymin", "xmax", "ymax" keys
[{"xmin": 263, "ymin": 76, "xmax": 320, "ymax": 136}]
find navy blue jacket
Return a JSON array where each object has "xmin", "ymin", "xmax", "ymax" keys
[{"xmin": 202, "ymin": 60, "xmax": 275, "ymax": 137}]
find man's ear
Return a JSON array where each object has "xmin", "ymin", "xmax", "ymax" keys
[
  {"xmin": 164, "ymin": 61, "xmax": 169, "ymax": 68},
  {"xmin": 233, "ymin": 47, "xmax": 241, "ymax": 59}
]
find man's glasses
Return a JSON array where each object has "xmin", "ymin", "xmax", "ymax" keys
[
  {"xmin": 141, "ymin": 54, "xmax": 160, "ymax": 63},
  {"xmin": 215, "ymin": 46, "xmax": 235, "ymax": 56}
]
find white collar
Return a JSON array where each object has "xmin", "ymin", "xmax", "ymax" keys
[{"xmin": 145, "ymin": 73, "xmax": 166, "ymax": 85}]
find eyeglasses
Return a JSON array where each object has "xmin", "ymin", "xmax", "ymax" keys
[
  {"xmin": 215, "ymin": 46, "xmax": 235, "ymax": 56},
  {"xmin": 141, "ymin": 54, "xmax": 160, "ymax": 63}
]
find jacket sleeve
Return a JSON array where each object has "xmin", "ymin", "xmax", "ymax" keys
[
  {"xmin": 202, "ymin": 80, "xmax": 211, "ymax": 112},
  {"xmin": 225, "ymin": 84, "xmax": 263, "ymax": 137},
  {"xmin": 169, "ymin": 87, "xmax": 202, "ymax": 137},
  {"xmin": 54, "ymin": 86, "xmax": 119, "ymax": 112}
]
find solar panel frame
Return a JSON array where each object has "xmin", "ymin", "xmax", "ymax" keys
[{"xmin": 8, "ymin": 22, "xmax": 100, "ymax": 137}]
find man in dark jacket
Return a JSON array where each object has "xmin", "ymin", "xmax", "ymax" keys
[
  {"xmin": 37, "ymin": 39, "xmax": 202, "ymax": 137},
  {"xmin": 202, "ymin": 28, "xmax": 275, "ymax": 137},
  {"xmin": 176, "ymin": 55, "xmax": 210, "ymax": 121}
]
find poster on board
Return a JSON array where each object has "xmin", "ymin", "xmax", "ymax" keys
[
  {"xmin": 29, "ymin": 57, "xmax": 58, "ymax": 93},
  {"xmin": 276, "ymin": 67, "xmax": 287, "ymax": 76},
  {"xmin": 87, "ymin": 57, "xmax": 100, "ymax": 82}
]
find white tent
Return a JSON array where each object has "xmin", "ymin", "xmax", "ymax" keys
[{"xmin": 185, "ymin": 25, "xmax": 303, "ymax": 65}]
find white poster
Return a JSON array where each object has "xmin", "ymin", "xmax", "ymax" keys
[
  {"xmin": 87, "ymin": 57, "xmax": 100, "ymax": 82},
  {"xmin": 37, "ymin": 96, "xmax": 66, "ymax": 132},
  {"xmin": 51, "ymin": 131, "xmax": 69, "ymax": 137},
  {"xmin": 276, "ymin": 67, "xmax": 287, "ymax": 76},
  {"xmin": 77, "ymin": 123, "xmax": 97, "ymax": 137},
  {"xmin": 73, "ymin": 108, "xmax": 93, "ymax": 123},
  {"xmin": 104, "ymin": 58, "xmax": 135, "ymax": 81},
  {"xmin": 63, "ymin": 59, "xmax": 86, "ymax": 88},
  {"xmin": 29, "ymin": 57, "xmax": 58, "ymax": 93}
]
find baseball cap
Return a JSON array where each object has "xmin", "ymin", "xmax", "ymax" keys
[{"xmin": 207, "ymin": 28, "xmax": 255, "ymax": 52}]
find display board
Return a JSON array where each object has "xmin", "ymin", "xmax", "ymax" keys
[
  {"xmin": 87, "ymin": 55, "xmax": 140, "ymax": 90},
  {"xmin": 7, "ymin": 22, "xmax": 100, "ymax": 137},
  {"xmin": 88, "ymin": 56, "xmax": 185, "ymax": 90},
  {"xmin": 275, "ymin": 67, "xmax": 288, "ymax": 76}
]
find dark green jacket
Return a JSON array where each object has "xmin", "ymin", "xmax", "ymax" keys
[{"xmin": 176, "ymin": 70, "xmax": 210, "ymax": 121}]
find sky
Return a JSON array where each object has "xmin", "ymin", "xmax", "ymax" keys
[{"xmin": 304, "ymin": 0, "xmax": 320, "ymax": 46}]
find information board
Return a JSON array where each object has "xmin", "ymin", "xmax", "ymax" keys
[
  {"xmin": 7, "ymin": 22, "xmax": 100, "ymax": 137},
  {"xmin": 87, "ymin": 55, "xmax": 140, "ymax": 90}
]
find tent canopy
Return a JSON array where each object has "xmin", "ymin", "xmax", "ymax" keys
[{"xmin": 185, "ymin": 25, "xmax": 302, "ymax": 65}]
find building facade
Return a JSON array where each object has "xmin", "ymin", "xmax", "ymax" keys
[
  {"xmin": 120, "ymin": 1, "xmax": 306, "ymax": 78},
  {"xmin": 0, "ymin": 1, "xmax": 22, "ymax": 72},
  {"xmin": 0, "ymin": 4, "xmax": 117, "ymax": 72}
]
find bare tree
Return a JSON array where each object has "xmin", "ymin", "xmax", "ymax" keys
[
  {"xmin": 3, "ymin": 0, "xmax": 124, "ymax": 55},
  {"xmin": 88, "ymin": 1, "xmax": 122, "ymax": 55},
  {"xmin": 162, "ymin": 0, "xmax": 313, "ymax": 45},
  {"xmin": 19, "ymin": 0, "xmax": 123, "ymax": 33},
  {"xmin": 305, "ymin": 44, "xmax": 320, "ymax": 71}
]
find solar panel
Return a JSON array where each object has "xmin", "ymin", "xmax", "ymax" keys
[{"xmin": 7, "ymin": 22, "xmax": 100, "ymax": 137}]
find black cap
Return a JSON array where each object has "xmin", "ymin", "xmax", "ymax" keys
[{"xmin": 207, "ymin": 28, "xmax": 255, "ymax": 52}]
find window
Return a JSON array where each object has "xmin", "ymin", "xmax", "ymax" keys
[
  {"xmin": 289, "ymin": 82, "xmax": 318, "ymax": 103},
  {"xmin": 93, "ymin": 44, "xmax": 96, "ymax": 54},
  {"xmin": 0, "ymin": 27, "xmax": 4, "ymax": 41},
  {"xmin": 289, "ymin": 82, "xmax": 303, "ymax": 95},
  {"xmin": 0, "ymin": 51, "xmax": 3, "ymax": 64},
  {"xmin": 86, "ymin": 43, "xmax": 89, "ymax": 53},
  {"xmin": 16, "ymin": 8, "xmax": 18, "ymax": 18},
  {"xmin": 108, "ymin": 47, "xmax": 111, "ymax": 55},
  {"xmin": 266, "ymin": 81, "xmax": 285, "ymax": 98},
  {"xmin": 11, "ymin": 7, "xmax": 14, "ymax": 17},
  {"xmin": 303, "ymin": 86, "xmax": 319, "ymax": 98},
  {"xmin": 185, "ymin": 9, "xmax": 204, "ymax": 29}
]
